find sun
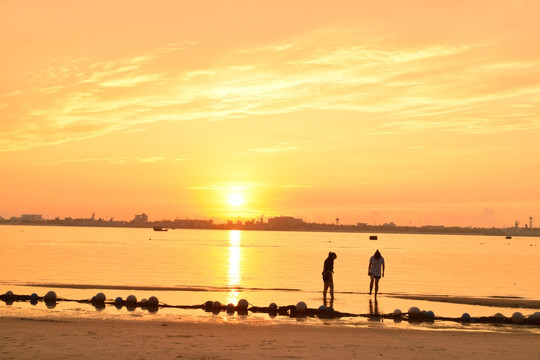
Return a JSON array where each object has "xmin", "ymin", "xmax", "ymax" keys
[{"xmin": 227, "ymin": 192, "xmax": 246, "ymax": 208}]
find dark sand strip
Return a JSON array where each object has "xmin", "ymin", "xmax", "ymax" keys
[{"xmin": 387, "ymin": 294, "xmax": 540, "ymax": 309}]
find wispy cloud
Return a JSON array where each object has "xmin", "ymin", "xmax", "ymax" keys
[
  {"xmin": 173, "ymin": 156, "xmax": 189, "ymax": 162},
  {"xmin": 282, "ymin": 184, "xmax": 313, "ymax": 189},
  {"xmin": 29, "ymin": 156, "xmax": 171, "ymax": 166},
  {"xmin": 100, "ymin": 74, "xmax": 163, "ymax": 88},
  {"xmin": 2, "ymin": 28, "xmax": 540, "ymax": 153},
  {"xmin": 249, "ymin": 143, "xmax": 298, "ymax": 153},
  {"xmin": 189, "ymin": 185, "xmax": 248, "ymax": 190},
  {"xmin": 30, "ymin": 157, "xmax": 128, "ymax": 166},
  {"xmin": 135, "ymin": 156, "xmax": 166, "ymax": 163}
]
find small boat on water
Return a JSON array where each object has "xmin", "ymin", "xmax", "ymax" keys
[
  {"xmin": 153, "ymin": 227, "xmax": 168, "ymax": 231},
  {"xmin": 369, "ymin": 235, "xmax": 378, "ymax": 240}
]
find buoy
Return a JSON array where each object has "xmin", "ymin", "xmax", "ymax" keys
[
  {"xmin": 393, "ymin": 309, "xmax": 402, "ymax": 316},
  {"xmin": 212, "ymin": 301, "xmax": 221, "ymax": 312},
  {"xmin": 140, "ymin": 298, "xmax": 148, "ymax": 306},
  {"xmin": 44, "ymin": 291, "xmax": 57, "ymax": 303},
  {"xmin": 408, "ymin": 307, "xmax": 421, "ymax": 318},
  {"xmin": 269, "ymin": 303, "xmax": 278, "ymax": 312},
  {"xmin": 30, "ymin": 293, "xmax": 39, "ymax": 304},
  {"xmin": 462, "ymin": 313, "xmax": 471, "ymax": 322},
  {"xmin": 147, "ymin": 296, "xmax": 159, "ymax": 308},
  {"xmin": 318, "ymin": 305, "xmax": 327, "ymax": 311},
  {"xmin": 2, "ymin": 290, "xmax": 14, "ymax": 305},
  {"xmin": 126, "ymin": 295, "xmax": 137, "ymax": 305},
  {"xmin": 296, "ymin": 301, "xmax": 307, "ymax": 313},
  {"xmin": 237, "ymin": 299, "xmax": 249, "ymax": 311},
  {"xmin": 426, "ymin": 310, "xmax": 435, "ymax": 319},
  {"xmin": 226, "ymin": 303, "xmax": 235, "ymax": 313},
  {"xmin": 115, "ymin": 297, "xmax": 123, "ymax": 305},
  {"xmin": 325, "ymin": 306, "xmax": 334, "ymax": 314},
  {"xmin": 94, "ymin": 292, "xmax": 106, "ymax": 304},
  {"xmin": 511, "ymin": 312, "xmax": 524, "ymax": 324}
]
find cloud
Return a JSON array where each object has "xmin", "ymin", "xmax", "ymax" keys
[
  {"xmin": 30, "ymin": 157, "xmax": 128, "ymax": 165},
  {"xmin": 135, "ymin": 156, "xmax": 166, "ymax": 163},
  {"xmin": 99, "ymin": 74, "xmax": 163, "ymax": 88},
  {"xmin": 173, "ymin": 156, "xmax": 189, "ymax": 162},
  {"xmin": 189, "ymin": 185, "xmax": 248, "ymax": 191},
  {"xmin": 249, "ymin": 143, "xmax": 298, "ymax": 153},
  {"xmin": 282, "ymin": 184, "xmax": 313, "ymax": 189},
  {"xmin": 29, "ymin": 155, "xmax": 171, "ymax": 165},
  {"xmin": 2, "ymin": 27, "xmax": 540, "ymax": 153}
]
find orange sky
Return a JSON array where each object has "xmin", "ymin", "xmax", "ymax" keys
[{"xmin": 1, "ymin": 0, "xmax": 539, "ymax": 227}]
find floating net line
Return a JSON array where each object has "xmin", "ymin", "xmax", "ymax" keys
[{"xmin": 1, "ymin": 291, "xmax": 539, "ymax": 326}]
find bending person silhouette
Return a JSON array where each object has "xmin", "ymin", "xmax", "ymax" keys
[
  {"xmin": 322, "ymin": 252, "xmax": 337, "ymax": 306},
  {"xmin": 368, "ymin": 250, "xmax": 385, "ymax": 297}
]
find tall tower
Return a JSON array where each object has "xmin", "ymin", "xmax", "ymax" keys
[{"xmin": 530, "ymin": 216, "xmax": 533, "ymax": 229}]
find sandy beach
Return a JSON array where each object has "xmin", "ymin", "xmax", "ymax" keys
[{"xmin": 1, "ymin": 316, "xmax": 538, "ymax": 360}]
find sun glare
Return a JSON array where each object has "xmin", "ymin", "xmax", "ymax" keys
[{"xmin": 227, "ymin": 192, "xmax": 245, "ymax": 208}]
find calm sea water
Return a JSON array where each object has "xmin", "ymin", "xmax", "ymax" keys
[{"xmin": 1, "ymin": 225, "xmax": 539, "ymax": 328}]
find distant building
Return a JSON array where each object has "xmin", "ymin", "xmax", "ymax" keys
[
  {"xmin": 268, "ymin": 216, "xmax": 304, "ymax": 229},
  {"xmin": 132, "ymin": 213, "xmax": 149, "ymax": 224},
  {"xmin": 21, "ymin": 214, "xmax": 43, "ymax": 223},
  {"xmin": 173, "ymin": 218, "xmax": 213, "ymax": 228},
  {"xmin": 423, "ymin": 225, "xmax": 445, "ymax": 230}
]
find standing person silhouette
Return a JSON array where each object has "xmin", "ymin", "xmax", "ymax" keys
[
  {"xmin": 368, "ymin": 250, "xmax": 385, "ymax": 297},
  {"xmin": 322, "ymin": 252, "xmax": 337, "ymax": 306}
]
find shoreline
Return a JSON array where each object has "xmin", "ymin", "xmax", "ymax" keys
[
  {"xmin": 1, "ymin": 315, "xmax": 539, "ymax": 359},
  {"xmin": 3, "ymin": 222, "xmax": 540, "ymax": 238}
]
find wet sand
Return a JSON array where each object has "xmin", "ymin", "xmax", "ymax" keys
[
  {"xmin": 1, "ymin": 316, "xmax": 538, "ymax": 359},
  {"xmin": 386, "ymin": 293, "xmax": 540, "ymax": 309}
]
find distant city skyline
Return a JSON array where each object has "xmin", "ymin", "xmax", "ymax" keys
[
  {"xmin": 1, "ymin": 1, "xmax": 539, "ymax": 229},
  {"xmin": 2, "ymin": 210, "xmax": 536, "ymax": 230}
]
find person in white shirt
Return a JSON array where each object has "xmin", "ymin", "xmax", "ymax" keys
[{"xmin": 368, "ymin": 250, "xmax": 385, "ymax": 297}]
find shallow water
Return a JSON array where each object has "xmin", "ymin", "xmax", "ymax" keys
[{"xmin": 1, "ymin": 225, "xmax": 539, "ymax": 331}]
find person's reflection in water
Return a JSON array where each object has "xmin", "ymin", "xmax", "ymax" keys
[{"xmin": 368, "ymin": 298, "xmax": 382, "ymax": 322}]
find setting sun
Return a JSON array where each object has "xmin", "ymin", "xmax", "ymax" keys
[{"xmin": 227, "ymin": 192, "xmax": 246, "ymax": 208}]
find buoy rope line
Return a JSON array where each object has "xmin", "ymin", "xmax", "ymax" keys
[{"xmin": 1, "ymin": 292, "xmax": 539, "ymax": 326}]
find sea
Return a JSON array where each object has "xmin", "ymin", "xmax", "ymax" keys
[{"xmin": 1, "ymin": 225, "xmax": 539, "ymax": 332}]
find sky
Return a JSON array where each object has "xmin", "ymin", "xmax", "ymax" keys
[{"xmin": 1, "ymin": 0, "xmax": 539, "ymax": 228}]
